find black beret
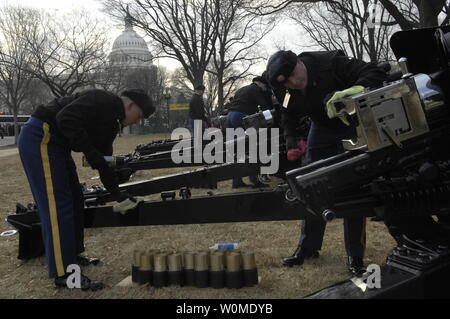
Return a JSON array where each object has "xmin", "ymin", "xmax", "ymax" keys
[
  {"xmin": 195, "ymin": 84, "xmax": 206, "ymax": 90},
  {"xmin": 121, "ymin": 89, "xmax": 155, "ymax": 118},
  {"xmin": 266, "ymin": 50, "xmax": 298, "ymax": 88}
]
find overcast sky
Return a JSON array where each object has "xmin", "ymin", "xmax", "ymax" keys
[{"xmin": 4, "ymin": 0, "xmax": 307, "ymax": 74}]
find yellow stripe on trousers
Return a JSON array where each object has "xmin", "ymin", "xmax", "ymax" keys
[{"xmin": 40, "ymin": 123, "xmax": 65, "ymax": 277}]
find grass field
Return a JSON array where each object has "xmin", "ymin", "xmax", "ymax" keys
[{"xmin": 0, "ymin": 133, "xmax": 396, "ymax": 299}]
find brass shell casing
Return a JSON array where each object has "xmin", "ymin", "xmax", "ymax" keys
[
  {"xmin": 184, "ymin": 252, "xmax": 195, "ymax": 270},
  {"xmin": 140, "ymin": 253, "xmax": 154, "ymax": 271},
  {"xmin": 241, "ymin": 251, "xmax": 258, "ymax": 287},
  {"xmin": 133, "ymin": 250, "xmax": 142, "ymax": 266},
  {"xmin": 167, "ymin": 253, "xmax": 183, "ymax": 286},
  {"xmin": 154, "ymin": 253, "xmax": 168, "ymax": 272},
  {"xmin": 210, "ymin": 252, "xmax": 224, "ymax": 271},
  {"xmin": 168, "ymin": 253, "xmax": 183, "ymax": 271},
  {"xmin": 226, "ymin": 252, "xmax": 242, "ymax": 272},
  {"xmin": 194, "ymin": 252, "xmax": 209, "ymax": 271},
  {"xmin": 153, "ymin": 253, "xmax": 168, "ymax": 288},
  {"xmin": 241, "ymin": 251, "xmax": 256, "ymax": 270}
]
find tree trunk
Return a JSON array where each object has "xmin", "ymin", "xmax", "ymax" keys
[
  {"xmin": 13, "ymin": 105, "xmax": 19, "ymax": 145},
  {"xmin": 367, "ymin": 25, "xmax": 378, "ymax": 63},
  {"xmin": 193, "ymin": 72, "xmax": 205, "ymax": 88},
  {"xmin": 418, "ymin": 0, "xmax": 446, "ymax": 27},
  {"xmin": 216, "ymin": 68, "xmax": 225, "ymax": 114},
  {"xmin": 380, "ymin": 0, "xmax": 446, "ymax": 29},
  {"xmin": 378, "ymin": 0, "xmax": 414, "ymax": 30}
]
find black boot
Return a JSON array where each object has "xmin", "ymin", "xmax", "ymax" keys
[
  {"xmin": 347, "ymin": 256, "xmax": 366, "ymax": 277},
  {"xmin": 54, "ymin": 273, "xmax": 104, "ymax": 291},
  {"xmin": 77, "ymin": 255, "xmax": 101, "ymax": 267},
  {"xmin": 282, "ymin": 246, "xmax": 320, "ymax": 267},
  {"xmin": 251, "ymin": 182, "xmax": 270, "ymax": 188},
  {"xmin": 232, "ymin": 181, "xmax": 250, "ymax": 188}
]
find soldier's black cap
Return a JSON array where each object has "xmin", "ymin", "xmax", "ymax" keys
[
  {"xmin": 121, "ymin": 89, "xmax": 155, "ymax": 118},
  {"xmin": 266, "ymin": 50, "xmax": 298, "ymax": 88}
]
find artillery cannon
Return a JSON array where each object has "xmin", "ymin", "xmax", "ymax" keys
[{"xmin": 288, "ymin": 26, "xmax": 450, "ymax": 298}]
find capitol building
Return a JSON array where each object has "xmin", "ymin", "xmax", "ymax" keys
[
  {"xmin": 106, "ymin": 14, "xmax": 189, "ymax": 133},
  {"xmin": 109, "ymin": 14, "xmax": 154, "ymax": 68},
  {"xmin": 108, "ymin": 14, "xmax": 164, "ymax": 134}
]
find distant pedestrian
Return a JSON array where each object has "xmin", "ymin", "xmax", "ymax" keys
[
  {"xmin": 0, "ymin": 124, "xmax": 5, "ymax": 139},
  {"xmin": 226, "ymin": 75, "xmax": 273, "ymax": 188},
  {"xmin": 189, "ymin": 84, "xmax": 211, "ymax": 134}
]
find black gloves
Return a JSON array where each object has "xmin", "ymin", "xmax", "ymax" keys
[
  {"xmin": 84, "ymin": 150, "xmax": 144, "ymax": 213},
  {"xmin": 84, "ymin": 149, "xmax": 106, "ymax": 170},
  {"xmin": 98, "ymin": 165, "xmax": 120, "ymax": 200},
  {"xmin": 83, "ymin": 149, "xmax": 123, "ymax": 200}
]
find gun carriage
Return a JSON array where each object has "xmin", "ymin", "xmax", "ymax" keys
[{"xmin": 291, "ymin": 26, "xmax": 450, "ymax": 298}]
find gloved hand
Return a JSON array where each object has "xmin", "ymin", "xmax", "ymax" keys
[
  {"xmin": 287, "ymin": 139, "xmax": 307, "ymax": 161},
  {"xmin": 98, "ymin": 165, "xmax": 120, "ymax": 198},
  {"xmin": 297, "ymin": 140, "xmax": 307, "ymax": 154},
  {"xmin": 84, "ymin": 149, "xmax": 106, "ymax": 170},
  {"xmin": 113, "ymin": 193, "xmax": 145, "ymax": 215},
  {"xmin": 287, "ymin": 149, "xmax": 303, "ymax": 161},
  {"xmin": 326, "ymin": 85, "xmax": 364, "ymax": 125}
]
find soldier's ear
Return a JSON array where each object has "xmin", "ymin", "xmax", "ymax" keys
[{"xmin": 124, "ymin": 101, "xmax": 133, "ymax": 111}]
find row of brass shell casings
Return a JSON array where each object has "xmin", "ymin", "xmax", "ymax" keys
[{"xmin": 131, "ymin": 249, "xmax": 258, "ymax": 288}]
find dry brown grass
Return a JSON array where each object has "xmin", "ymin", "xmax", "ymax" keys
[{"xmin": 0, "ymin": 133, "xmax": 396, "ymax": 299}]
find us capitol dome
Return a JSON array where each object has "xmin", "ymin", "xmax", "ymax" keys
[{"xmin": 109, "ymin": 14, "xmax": 153, "ymax": 68}]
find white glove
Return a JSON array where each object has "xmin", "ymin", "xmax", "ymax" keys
[{"xmin": 113, "ymin": 196, "xmax": 145, "ymax": 215}]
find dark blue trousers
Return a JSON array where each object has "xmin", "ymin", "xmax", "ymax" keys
[
  {"xmin": 226, "ymin": 111, "xmax": 258, "ymax": 187},
  {"xmin": 18, "ymin": 117, "xmax": 85, "ymax": 278},
  {"xmin": 298, "ymin": 122, "xmax": 366, "ymax": 257}
]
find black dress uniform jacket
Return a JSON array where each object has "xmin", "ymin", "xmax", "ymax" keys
[
  {"xmin": 189, "ymin": 93, "xmax": 208, "ymax": 121},
  {"xmin": 228, "ymin": 83, "xmax": 273, "ymax": 115},
  {"xmin": 32, "ymin": 89, "xmax": 125, "ymax": 156},
  {"xmin": 275, "ymin": 51, "xmax": 387, "ymax": 140}
]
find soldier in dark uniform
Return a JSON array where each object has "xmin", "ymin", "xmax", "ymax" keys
[
  {"xmin": 266, "ymin": 50, "xmax": 386, "ymax": 276},
  {"xmin": 18, "ymin": 89, "xmax": 154, "ymax": 290},
  {"xmin": 189, "ymin": 84, "xmax": 210, "ymax": 133},
  {"xmin": 226, "ymin": 76, "xmax": 273, "ymax": 188}
]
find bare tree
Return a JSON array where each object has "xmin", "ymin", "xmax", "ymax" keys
[
  {"xmin": 206, "ymin": 62, "xmax": 250, "ymax": 116},
  {"xmin": 170, "ymin": 67, "xmax": 194, "ymax": 93},
  {"xmin": 208, "ymin": 0, "xmax": 275, "ymax": 111},
  {"xmin": 102, "ymin": 0, "xmax": 219, "ymax": 88},
  {"xmin": 0, "ymin": 6, "xmax": 38, "ymax": 144},
  {"xmin": 247, "ymin": 0, "xmax": 450, "ymax": 29},
  {"xmin": 20, "ymin": 78, "xmax": 53, "ymax": 114},
  {"xmin": 93, "ymin": 64, "xmax": 130, "ymax": 94},
  {"xmin": 102, "ymin": 0, "xmax": 274, "ymax": 114},
  {"xmin": 103, "ymin": 63, "xmax": 170, "ymax": 131},
  {"xmin": 288, "ymin": 1, "xmax": 395, "ymax": 62},
  {"xmin": 379, "ymin": 0, "xmax": 449, "ymax": 29},
  {"xmin": 22, "ymin": 9, "xmax": 111, "ymax": 97},
  {"xmin": 202, "ymin": 71, "xmax": 217, "ymax": 117}
]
